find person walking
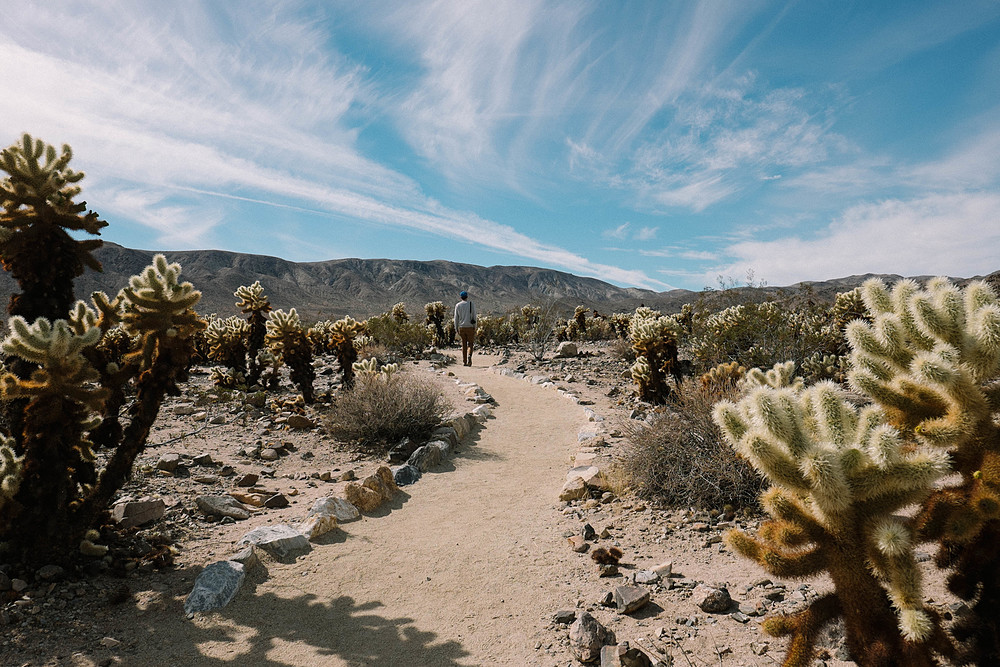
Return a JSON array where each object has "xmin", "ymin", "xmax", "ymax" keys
[{"xmin": 454, "ymin": 290, "xmax": 476, "ymax": 366}]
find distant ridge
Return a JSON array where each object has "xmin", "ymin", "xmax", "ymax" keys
[{"xmin": 0, "ymin": 243, "xmax": 996, "ymax": 322}]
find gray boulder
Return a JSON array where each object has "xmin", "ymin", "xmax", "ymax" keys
[
  {"xmin": 184, "ymin": 561, "xmax": 245, "ymax": 614},
  {"xmin": 237, "ymin": 525, "xmax": 311, "ymax": 561},
  {"xmin": 569, "ymin": 612, "xmax": 615, "ymax": 663},
  {"xmin": 392, "ymin": 464, "xmax": 422, "ymax": 486}
]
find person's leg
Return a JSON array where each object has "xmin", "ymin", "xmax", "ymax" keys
[
  {"xmin": 468, "ymin": 332, "xmax": 475, "ymax": 365},
  {"xmin": 460, "ymin": 328, "xmax": 471, "ymax": 365}
]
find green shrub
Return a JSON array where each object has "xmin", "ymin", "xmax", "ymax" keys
[
  {"xmin": 619, "ymin": 378, "xmax": 765, "ymax": 509},
  {"xmin": 324, "ymin": 370, "xmax": 450, "ymax": 453},
  {"xmin": 364, "ymin": 312, "xmax": 431, "ymax": 355}
]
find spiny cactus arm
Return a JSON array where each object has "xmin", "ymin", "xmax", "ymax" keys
[
  {"xmin": 760, "ymin": 488, "xmax": 827, "ymax": 541},
  {"xmin": 0, "ymin": 435, "xmax": 24, "ymax": 504},
  {"xmin": 850, "ymin": 449, "xmax": 950, "ymax": 505},
  {"xmin": 761, "ymin": 594, "xmax": 842, "ymax": 667},
  {"xmin": 868, "ymin": 517, "xmax": 935, "ymax": 642},
  {"xmin": 725, "ymin": 528, "xmax": 826, "ymax": 578},
  {"xmin": 234, "ymin": 281, "xmax": 271, "ymax": 313}
]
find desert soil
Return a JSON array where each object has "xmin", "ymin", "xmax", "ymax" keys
[{"xmin": 0, "ymin": 346, "xmax": 958, "ymax": 667}]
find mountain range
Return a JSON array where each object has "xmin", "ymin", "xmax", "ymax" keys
[{"xmin": 1, "ymin": 242, "xmax": 996, "ymax": 323}]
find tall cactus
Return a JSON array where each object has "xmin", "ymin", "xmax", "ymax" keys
[
  {"xmin": 629, "ymin": 307, "xmax": 681, "ymax": 403},
  {"xmin": 846, "ymin": 278, "xmax": 1000, "ymax": 664},
  {"xmin": 329, "ymin": 316, "xmax": 365, "ymax": 389},
  {"xmin": 0, "ymin": 134, "xmax": 106, "ymax": 322},
  {"xmin": 714, "ymin": 369, "xmax": 953, "ymax": 665},
  {"xmin": 265, "ymin": 308, "xmax": 315, "ymax": 403},
  {"xmin": 235, "ymin": 281, "xmax": 271, "ymax": 386},
  {"xmin": 425, "ymin": 301, "xmax": 447, "ymax": 347},
  {"xmin": 0, "ymin": 256, "xmax": 204, "ymax": 562}
]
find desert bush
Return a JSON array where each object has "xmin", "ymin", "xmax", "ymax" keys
[
  {"xmin": 364, "ymin": 312, "xmax": 431, "ymax": 355},
  {"xmin": 324, "ymin": 369, "xmax": 450, "ymax": 453},
  {"xmin": 619, "ymin": 378, "xmax": 765, "ymax": 509}
]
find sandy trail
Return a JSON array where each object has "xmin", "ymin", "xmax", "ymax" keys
[{"xmin": 152, "ymin": 356, "xmax": 585, "ymax": 666}]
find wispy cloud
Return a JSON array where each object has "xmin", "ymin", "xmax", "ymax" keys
[
  {"xmin": 0, "ymin": 1, "xmax": 667, "ymax": 289},
  {"xmin": 572, "ymin": 75, "xmax": 850, "ymax": 213}
]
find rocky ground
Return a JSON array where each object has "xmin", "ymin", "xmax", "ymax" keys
[{"xmin": 0, "ymin": 343, "xmax": 962, "ymax": 667}]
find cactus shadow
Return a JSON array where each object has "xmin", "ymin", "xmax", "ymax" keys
[{"xmin": 100, "ymin": 586, "xmax": 473, "ymax": 666}]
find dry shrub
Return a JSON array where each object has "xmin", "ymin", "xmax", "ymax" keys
[
  {"xmin": 324, "ymin": 370, "xmax": 451, "ymax": 453},
  {"xmin": 619, "ymin": 379, "xmax": 765, "ymax": 509},
  {"xmin": 607, "ymin": 336, "xmax": 636, "ymax": 362}
]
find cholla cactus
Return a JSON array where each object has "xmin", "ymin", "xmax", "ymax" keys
[
  {"xmin": 610, "ymin": 312, "xmax": 631, "ymax": 339},
  {"xmin": 0, "ymin": 134, "xmax": 106, "ymax": 322},
  {"xmin": 846, "ymin": 278, "xmax": 1000, "ymax": 663},
  {"xmin": 629, "ymin": 308, "xmax": 681, "ymax": 403},
  {"xmin": 351, "ymin": 358, "xmax": 400, "ymax": 382},
  {"xmin": 254, "ymin": 348, "xmax": 282, "ymax": 390},
  {"xmin": 801, "ymin": 352, "xmax": 848, "ymax": 384},
  {"xmin": 330, "ymin": 316, "xmax": 365, "ymax": 389},
  {"xmin": 698, "ymin": 361, "xmax": 746, "ymax": 396},
  {"xmin": 210, "ymin": 367, "xmax": 245, "ymax": 388},
  {"xmin": 204, "ymin": 316, "xmax": 250, "ymax": 383},
  {"xmin": 235, "ymin": 281, "xmax": 271, "ymax": 386},
  {"xmin": 391, "ymin": 302, "xmax": 409, "ymax": 323},
  {"xmin": 0, "ymin": 436, "xmax": 23, "ymax": 507},
  {"xmin": 714, "ymin": 372, "xmax": 953, "ymax": 665},
  {"xmin": 118, "ymin": 254, "xmax": 203, "ymax": 368},
  {"xmin": 425, "ymin": 301, "xmax": 447, "ymax": 346},
  {"xmin": 0, "ymin": 137, "xmax": 206, "ymax": 566},
  {"xmin": 352, "ymin": 357, "xmax": 380, "ymax": 379},
  {"xmin": 266, "ymin": 308, "xmax": 315, "ymax": 403},
  {"xmin": 573, "ymin": 305, "xmax": 588, "ymax": 335}
]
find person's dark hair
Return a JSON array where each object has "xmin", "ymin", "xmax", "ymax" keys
[{"xmin": 460, "ymin": 291, "xmax": 468, "ymax": 299}]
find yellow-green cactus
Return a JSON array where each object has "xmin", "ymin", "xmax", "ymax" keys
[
  {"xmin": 266, "ymin": 308, "xmax": 315, "ymax": 402},
  {"xmin": 352, "ymin": 357, "xmax": 380, "ymax": 379},
  {"xmin": 846, "ymin": 277, "xmax": 1000, "ymax": 663},
  {"xmin": 391, "ymin": 302, "xmax": 409, "ymax": 323},
  {"xmin": 714, "ymin": 372, "xmax": 952, "ymax": 665},
  {"xmin": 0, "ymin": 139, "xmax": 205, "ymax": 566},
  {"xmin": 425, "ymin": 301, "xmax": 447, "ymax": 346},
  {"xmin": 0, "ymin": 435, "xmax": 24, "ymax": 507},
  {"xmin": 0, "ymin": 134, "xmax": 106, "ymax": 322},
  {"xmin": 204, "ymin": 315, "xmax": 250, "ymax": 383},
  {"xmin": 119, "ymin": 254, "xmax": 203, "ymax": 369},
  {"xmin": 330, "ymin": 316, "xmax": 365, "ymax": 388},
  {"xmin": 629, "ymin": 308, "xmax": 681, "ymax": 403},
  {"xmin": 698, "ymin": 361, "xmax": 746, "ymax": 396},
  {"xmin": 235, "ymin": 281, "xmax": 271, "ymax": 386}
]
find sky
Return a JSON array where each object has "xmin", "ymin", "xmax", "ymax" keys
[{"xmin": 2, "ymin": 1, "xmax": 999, "ymax": 292}]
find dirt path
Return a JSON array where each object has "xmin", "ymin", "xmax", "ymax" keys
[{"xmin": 134, "ymin": 355, "xmax": 587, "ymax": 666}]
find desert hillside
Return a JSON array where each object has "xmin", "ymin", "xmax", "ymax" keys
[{"xmin": 2, "ymin": 242, "xmax": 994, "ymax": 322}]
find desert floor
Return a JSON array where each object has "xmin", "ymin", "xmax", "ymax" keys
[{"xmin": 1, "ymin": 348, "xmax": 957, "ymax": 667}]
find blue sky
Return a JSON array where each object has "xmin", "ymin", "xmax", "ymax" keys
[{"xmin": 2, "ymin": 1, "xmax": 999, "ymax": 291}]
